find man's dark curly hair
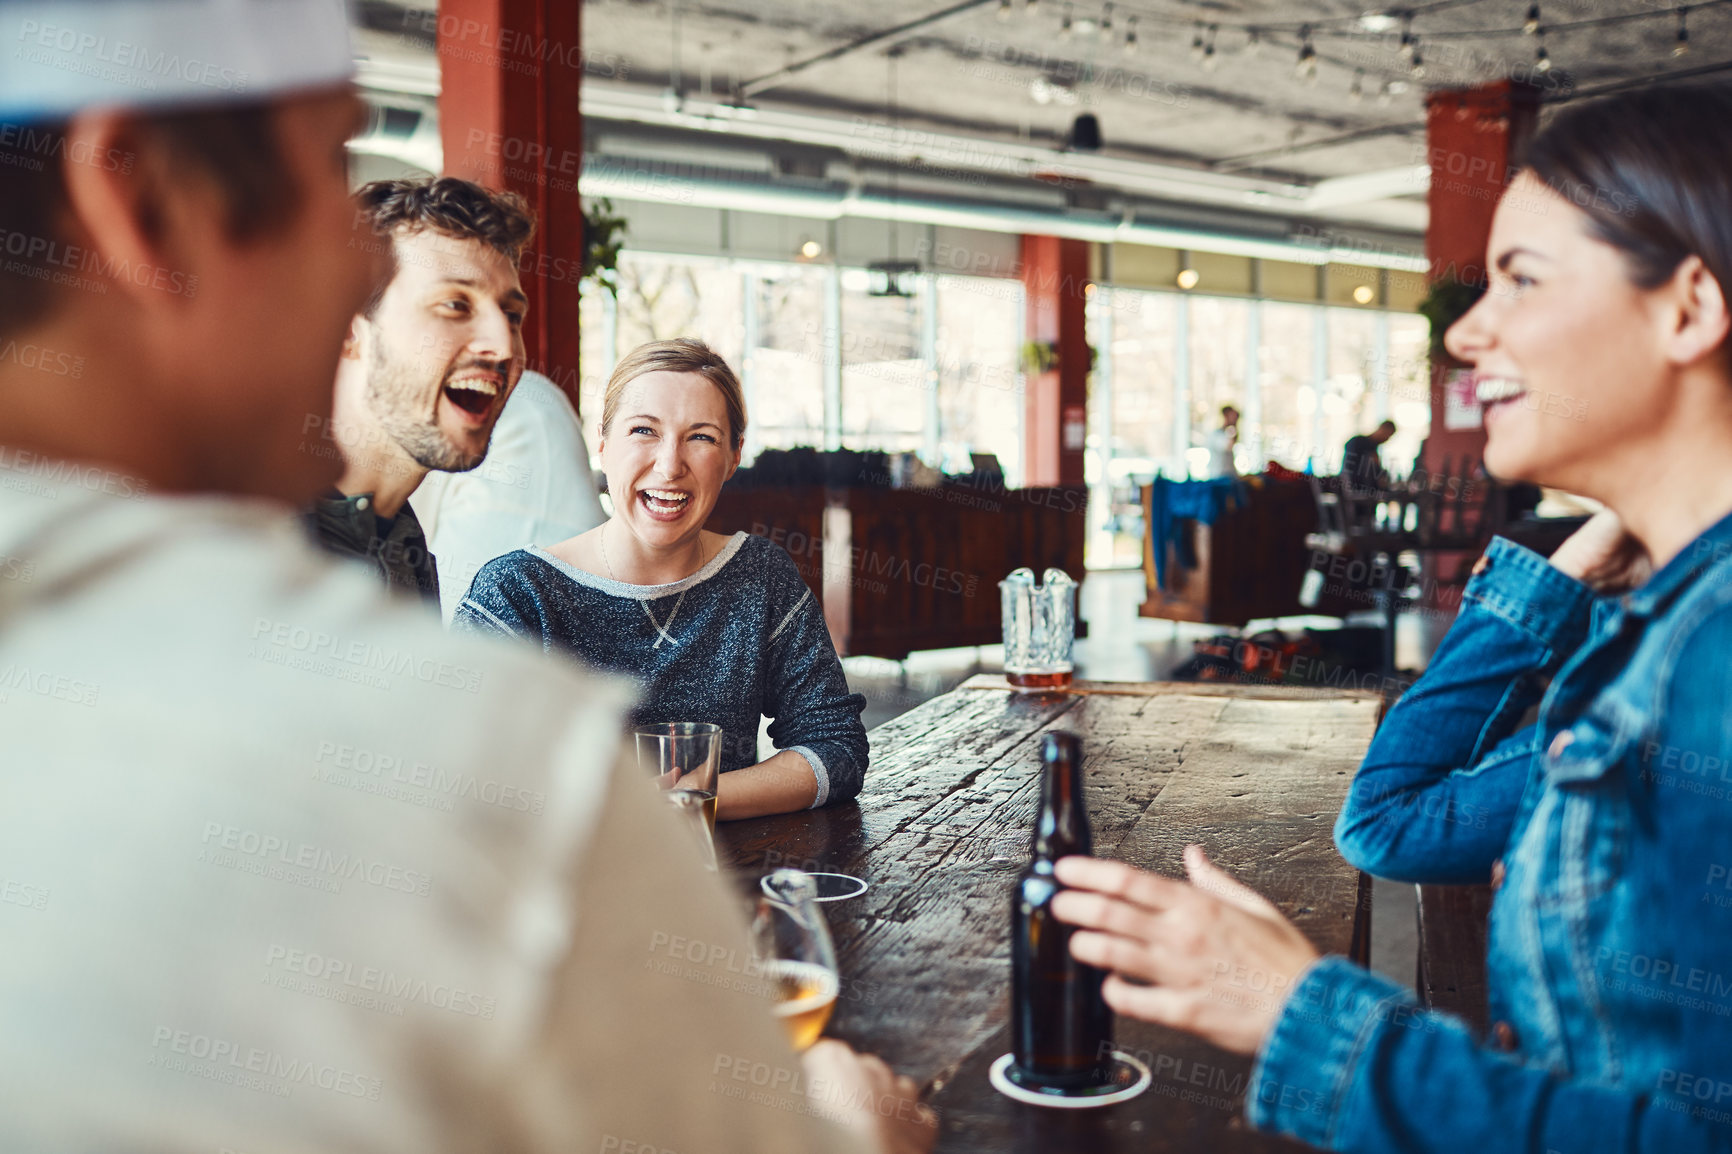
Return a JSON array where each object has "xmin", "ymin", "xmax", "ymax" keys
[{"xmin": 355, "ymin": 176, "xmax": 536, "ymax": 315}]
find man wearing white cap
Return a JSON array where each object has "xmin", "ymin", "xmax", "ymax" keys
[{"xmin": 0, "ymin": 4, "xmax": 933, "ymax": 1153}]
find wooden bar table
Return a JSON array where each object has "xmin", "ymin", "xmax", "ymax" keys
[{"xmin": 718, "ymin": 676, "xmax": 1382, "ymax": 1153}]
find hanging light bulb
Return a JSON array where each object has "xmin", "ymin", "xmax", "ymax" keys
[
  {"xmin": 1398, "ymin": 14, "xmax": 1415, "ymax": 61},
  {"xmin": 1122, "ymin": 14, "xmax": 1138, "ymax": 53},
  {"xmin": 1202, "ymin": 25, "xmax": 1219, "ymax": 69},
  {"xmin": 1191, "ymin": 22, "xmax": 1206, "ymax": 61},
  {"xmin": 1523, "ymin": 3, "xmax": 1541, "ymax": 35},
  {"xmin": 1025, "ymin": 0, "xmax": 1038, "ymax": 15},
  {"xmin": 1410, "ymin": 37, "xmax": 1425, "ymax": 78},
  {"xmin": 1100, "ymin": 3, "xmax": 1113, "ymax": 35},
  {"xmin": 1296, "ymin": 27, "xmax": 1317, "ymax": 83},
  {"xmin": 1059, "ymin": 2, "xmax": 1073, "ymax": 39},
  {"xmin": 1675, "ymin": 8, "xmax": 1691, "ymax": 57},
  {"xmin": 1535, "ymin": 30, "xmax": 1552, "ymax": 73},
  {"xmin": 997, "ymin": 0, "xmax": 1011, "ymax": 19},
  {"xmin": 1378, "ymin": 78, "xmax": 1397, "ymax": 105},
  {"xmin": 1349, "ymin": 68, "xmax": 1365, "ymax": 102},
  {"xmin": 1246, "ymin": 28, "xmax": 1262, "ymax": 57}
]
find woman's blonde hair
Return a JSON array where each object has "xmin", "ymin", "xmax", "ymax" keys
[{"xmin": 601, "ymin": 339, "xmax": 746, "ymax": 450}]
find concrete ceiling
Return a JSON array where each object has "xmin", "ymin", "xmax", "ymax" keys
[{"xmin": 351, "ymin": 1, "xmax": 1732, "ymax": 246}]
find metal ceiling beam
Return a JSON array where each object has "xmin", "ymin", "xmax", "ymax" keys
[
  {"xmin": 1303, "ymin": 165, "xmax": 1430, "ymax": 210},
  {"xmin": 571, "ymin": 163, "xmax": 1430, "ymax": 271},
  {"xmin": 585, "ymin": 83, "xmax": 1313, "ymax": 210},
  {"xmin": 738, "ymin": 0, "xmax": 996, "ymax": 99}
]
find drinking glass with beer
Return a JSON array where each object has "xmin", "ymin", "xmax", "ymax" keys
[
  {"xmin": 1000, "ymin": 567, "xmax": 1077, "ymax": 691},
  {"xmin": 634, "ymin": 722, "xmax": 722, "ymax": 867},
  {"xmin": 751, "ymin": 869, "xmax": 841, "ymax": 1052}
]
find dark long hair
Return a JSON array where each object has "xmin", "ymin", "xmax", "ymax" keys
[{"xmin": 1525, "ymin": 84, "xmax": 1732, "ymax": 301}]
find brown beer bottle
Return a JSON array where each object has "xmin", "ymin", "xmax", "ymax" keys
[{"xmin": 1010, "ymin": 731, "xmax": 1112, "ymax": 1089}]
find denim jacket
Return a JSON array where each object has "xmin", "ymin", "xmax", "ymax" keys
[{"xmin": 1249, "ymin": 519, "xmax": 1732, "ymax": 1152}]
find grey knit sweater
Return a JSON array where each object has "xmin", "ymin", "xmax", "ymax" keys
[{"xmin": 454, "ymin": 533, "xmax": 867, "ymax": 807}]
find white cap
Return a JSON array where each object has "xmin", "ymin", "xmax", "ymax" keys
[{"xmin": 0, "ymin": 0, "xmax": 354, "ymax": 123}]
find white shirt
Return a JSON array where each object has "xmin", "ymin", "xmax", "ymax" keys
[
  {"xmin": 413, "ymin": 371, "xmax": 606, "ymax": 623},
  {"xmin": 0, "ymin": 453, "xmax": 867, "ymax": 1154},
  {"xmin": 1206, "ymin": 427, "xmax": 1239, "ymax": 479}
]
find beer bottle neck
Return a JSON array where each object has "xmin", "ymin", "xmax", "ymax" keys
[{"xmin": 1032, "ymin": 745, "xmax": 1090, "ymax": 861}]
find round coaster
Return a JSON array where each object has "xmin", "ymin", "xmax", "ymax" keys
[
  {"xmin": 988, "ymin": 1051, "xmax": 1152, "ymax": 1109},
  {"xmin": 760, "ymin": 872, "xmax": 868, "ymax": 902}
]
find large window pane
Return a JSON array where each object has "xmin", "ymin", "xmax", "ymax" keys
[
  {"xmin": 839, "ymin": 268, "xmax": 927, "ymax": 455},
  {"xmin": 1257, "ymin": 302, "xmax": 1315, "ymax": 469},
  {"xmin": 935, "ymin": 274, "xmax": 1023, "ymax": 484},
  {"xmin": 748, "ymin": 263, "xmax": 828, "ymax": 453},
  {"xmin": 1186, "ymin": 296, "xmax": 1249, "ymax": 477},
  {"xmin": 614, "ymin": 252, "xmax": 743, "ymax": 362},
  {"xmin": 577, "ymin": 281, "xmax": 610, "ymax": 461},
  {"xmin": 1386, "ymin": 313, "xmax": 1432, "ymax": 472},
  {"xmin": 1107, "ymin": 289, "xmax": 1178, "ymax": 476},
  {"xmin": 1322, "ymin": 309, "xmax": 1378, "ymax": 472}
]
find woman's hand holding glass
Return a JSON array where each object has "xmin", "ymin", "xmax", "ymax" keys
[{"xmin": 1050, "ymin": 846, "xmax": 1321, "ymax": 1057}]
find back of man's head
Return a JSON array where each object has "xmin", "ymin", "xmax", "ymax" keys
[{"xmin": 0, "ymin": 2, "xmax": 373, "ymax": 504}]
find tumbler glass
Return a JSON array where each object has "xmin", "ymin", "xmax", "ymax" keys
[{"xmin": 1000, "ymin": 567, "xmax": 1077, "ymax": 691}]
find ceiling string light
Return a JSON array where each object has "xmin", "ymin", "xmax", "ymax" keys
[{"xmin": 964, "ymin": 0, "xmax": 1731, "ymax": 89}]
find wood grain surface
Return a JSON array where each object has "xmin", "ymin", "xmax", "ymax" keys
[
  {"xmin": 1417, "ymin": 883, "xmax": 1495, "ymax": 1039},
  {"xmin": 717, "ymin": 682, "xmax": 1380, "ymax": 1153}
]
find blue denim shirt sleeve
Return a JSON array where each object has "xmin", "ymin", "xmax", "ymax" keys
[
  {"xmin": 1335, "ymin": 538, "xmax": 1597, "ymax": 882},
  {"xmin": 1249, "ymin": 957, "xmax": 1657, "ymax": 1152},
  {"xmin": 1252, "ymin": 571, "xmax": 1732, "ymax": 1154}
]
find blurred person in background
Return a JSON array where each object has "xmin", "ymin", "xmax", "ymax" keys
[
  {"xmin": 1340, "ymin": 418, "xmax": 1396, "ymax": 492},
  {"xmin": 1051, "ymin": 85, "xmax": 1732, "ymax": 1153},
  {"xmin": 457, "ymin": 338, "xmax": 869, "ymax": 821},
  {"xmin": 0, "ymin": 4, "xmax": 931, "ymax": 1153},
  {"xmin": 1205, "ymin": 404, "xmax": 1239, "ymax": 479},
  {"xmin": 303, "ymin": 176, "xmax": 534, "ymax": 604},
  {"xmin": 412, "ymin": 367, "xmax": 606, "ymax": 623}
]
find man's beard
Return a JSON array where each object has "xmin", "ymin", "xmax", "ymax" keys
[{"xmin": 363, "ymin": 330, "xmax": 493, "ymax": 474}]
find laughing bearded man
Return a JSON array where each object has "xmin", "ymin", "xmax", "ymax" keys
[{"xmin": 304, "ymin": 176, "xmax": 532, "ymax": 602}]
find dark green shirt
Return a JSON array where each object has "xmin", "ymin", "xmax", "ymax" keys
[{"xmin": 302, "ymin": 491, "xmax": 440, "ymax": 605}]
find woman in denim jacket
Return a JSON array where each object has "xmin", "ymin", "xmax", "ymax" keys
[{"xmin": 1051, "ymin": 85, "xmax": 1732, "ymax": 1152}]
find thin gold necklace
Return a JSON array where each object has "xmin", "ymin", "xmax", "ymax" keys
[{"xmin": 600, "ymin": 521, "xmax": 718, "ymax": 584}]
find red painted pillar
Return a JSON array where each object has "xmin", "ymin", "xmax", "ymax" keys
[
  {"xmin": 1421, "ymin": 81, "xmax": 1540, "ymax": 474},
  {"xmin": 437, "ymin": 0, "xmax": 585, "ymax": 412},
  {"xmin": 1020, "ymin": 234, "xmax": 1089, "ymax": 487},
  {"xmin": 1417, "ymin": 81, "xmax": 1541, "ymax": 641}
]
